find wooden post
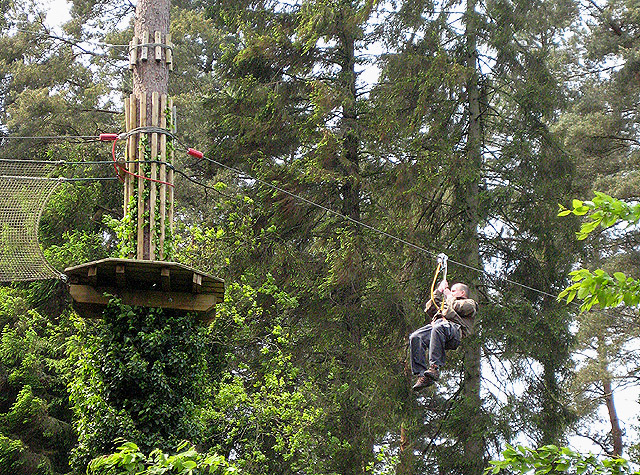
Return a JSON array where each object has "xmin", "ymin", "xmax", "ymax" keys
[
  {"xmin": 169, "ymin": 99, "xmax": 176, "ymax": 235},
  {"xmin": 126, "ymin": 94, "xmax": 137, "ymax": 254},
  {"xmin": 124, "ymin": 0, "xmax": 174, "ymax": 261},
  {"xmin": 129, "ymin": 36, "xmax": 139, "ymax": 70},
  {"xmin": 137, "ymin": 92, "xmax": 146, "ymax": 260},
  {"xmin": 124, "ymin": 98, "xmax": 131, "ymax": 208},
  {"xmin": 159, "ymin": 94, "xmax": 168, "ymax": 259},
  {"xmin": 166, "ymin": 33, "xmax": 173, "ymax": 71},
  {"xmin": 150, "ymin": 91, "xmax": 159, "ymax": 260},
  {"xmin": 155, "ymin": 31, "xmax": 163, "ymax": 61}
]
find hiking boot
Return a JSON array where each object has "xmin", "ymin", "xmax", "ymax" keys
[
  {"xmin": 424, "ymin": 364, "xmax": 440, "ymax": 382},
  {"xmin": 412, "ymin": 375, "xmax": 434, "ymax": 391}
]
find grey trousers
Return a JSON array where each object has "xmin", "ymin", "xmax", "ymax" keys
[{"xmin": 409, "ymin": 319, "xmax": 461, "ymax": 375}]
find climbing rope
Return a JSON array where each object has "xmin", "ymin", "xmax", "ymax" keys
[{"xmin": 429, "ymin": 253, "xmax": 448, "ymax": 312}]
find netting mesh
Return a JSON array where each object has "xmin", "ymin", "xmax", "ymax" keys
[{"xmin": 0, "ymin": 160, "xmax": 61, "ymax": 282}]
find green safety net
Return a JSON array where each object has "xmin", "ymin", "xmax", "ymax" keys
[{"xmin": 0, "ymin": 160, "xmax": 61, "ymax": 282}]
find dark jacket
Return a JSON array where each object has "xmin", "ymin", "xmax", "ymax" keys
[{"xmin": 425, "ymin": 289, "xmax": 477, "ymax": 338}]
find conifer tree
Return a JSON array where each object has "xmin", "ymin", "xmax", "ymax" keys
[
  {"xmin": 553, "ymin": 0, "xmax": 640, "ymax": 456},
  {"xmin": 370, "ymin": 0, "xmax": 581, "ymax": 469}
]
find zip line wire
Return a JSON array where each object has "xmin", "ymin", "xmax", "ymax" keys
[
  {"xmin": 0, "ymin": 132, "xmax": 578, "ymax": 304},
  {"xmin": 180, "ymin": 144, "xmax": 567, "ymax": 303}
]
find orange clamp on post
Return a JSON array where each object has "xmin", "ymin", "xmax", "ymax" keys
[{"xmin": 187, "ymin": 148, "xmax": 204, "ymax": 159}]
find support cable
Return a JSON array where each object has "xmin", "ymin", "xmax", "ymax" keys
[
  {"xmin": 182, "ymin": 146, "xmax": 567, "ymax": 303},
  {"xmin": 0, "ymin": 134, "xmax": 101, "ymax": 142},
  {"xmin": 0, "ymin": 175, "xmax": 117, "ymax": 182}
]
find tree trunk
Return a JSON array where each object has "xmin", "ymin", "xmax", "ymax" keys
[
  {"xmin": 340, "ymin": 28, "xmax": 364, "ymax": 347},
  {"xmin": 133, "ymin": 0, "xmax": 170, "ymax": 101},
  {"xmin": 539, "ymin": 358, "xmax": 565, "ymax": 445},
  {"xmin": 596, "ymin": 337, "xmax": 623, "ymax": 456},
  {"xmin": 603, "ymin": 378, "xmax": 623, "ymax": 456},
  {"xmin": 131, "ymin": 0, "xmax": 171, "ymax": 260},
  {"xmin": 334, "ymin": 10, "xmax": 367, "ymax": 475},
  {"xmin": 459, "ymin": 0, "xmax": 485, "ymax": 472}
]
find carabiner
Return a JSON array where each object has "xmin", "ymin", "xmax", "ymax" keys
[{"xmin": 437, "ymin": 253, "xmax": 448, "ymax": 281}]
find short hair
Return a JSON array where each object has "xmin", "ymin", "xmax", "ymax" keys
[{"xmin": 452, "ymin": 283, "xmax": 469, "ymax": 298}]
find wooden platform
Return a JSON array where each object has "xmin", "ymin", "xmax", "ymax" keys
[{"xmin": 64, "ymin": 258, "xmax": 224, "ymax": 322}]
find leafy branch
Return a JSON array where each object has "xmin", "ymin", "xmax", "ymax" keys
[
  {"xmin": 87, "ymin": 441, "xmax": 238, "ymax": 475},
  {"xmin": 486, "ymin": 444, "xmax": 639, "ymax": 474},
  {"xmin": 557, "ymin": 192, "xmax": 640, "ymax": 311},
  {"xmin": 558, "ymin": 269, "xmax": 640, "ymax": 312},
  {"xmin": 557, "ymin": 192, "xmax": 640, "ymax": 240}
]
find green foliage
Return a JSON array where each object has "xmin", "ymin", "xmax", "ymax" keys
[
  {"xmin": 0, "ymin": 287, "xmax": 74, "ymax": 474},
  {"xmin": 558, "ymin": 268, "xmax": 640, "ymax": 311},
  {"xmin": 201, "ymin": 274, "xmax": 325, "ymax": 475},
  {"xmin": 2, "ymin": 385, "xmax": 48, "ymax": 432},
  {"xmin": 558, "ymin": 193, "xmax": 640, "ymax": 311},
  {"xmin": 43, "ymin": 230, "xmax": 109, "ymax": 271},
  {"xmin": 486, "ymin": 445, "xmax": 639, "ymax": 475},
  {"xmin": 557, "ymin": 192, "xmax": 640, "ymax": 240},
  {"xmin": 102, "ymin": 195, "xmax": 137, "ymax": 259},
  {"xmin": 68, "ymin": 299, "xmax": 207, "ymax": 472},
  {"xmin": 0, "ymin": 434, "xmax": 27, "ymax": 474},
  {"xmin": 0, "ymin": 433, "xmax": 54, "ymax": 475},
  {"xmin": 38, "ymin": 174, "xmax": 119, "ymax": 274},
  {"xmin": 87, "ymin": 441, "xmax": 237, "ymax": 475},
  {"xmin": 39, "ymin": 182, "xmax": 107, "ymax": 247}
]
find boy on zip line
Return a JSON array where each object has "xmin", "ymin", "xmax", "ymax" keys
[{"xmin": 409, "ymin": 279, "xmax": 478, "ymax": 391}]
